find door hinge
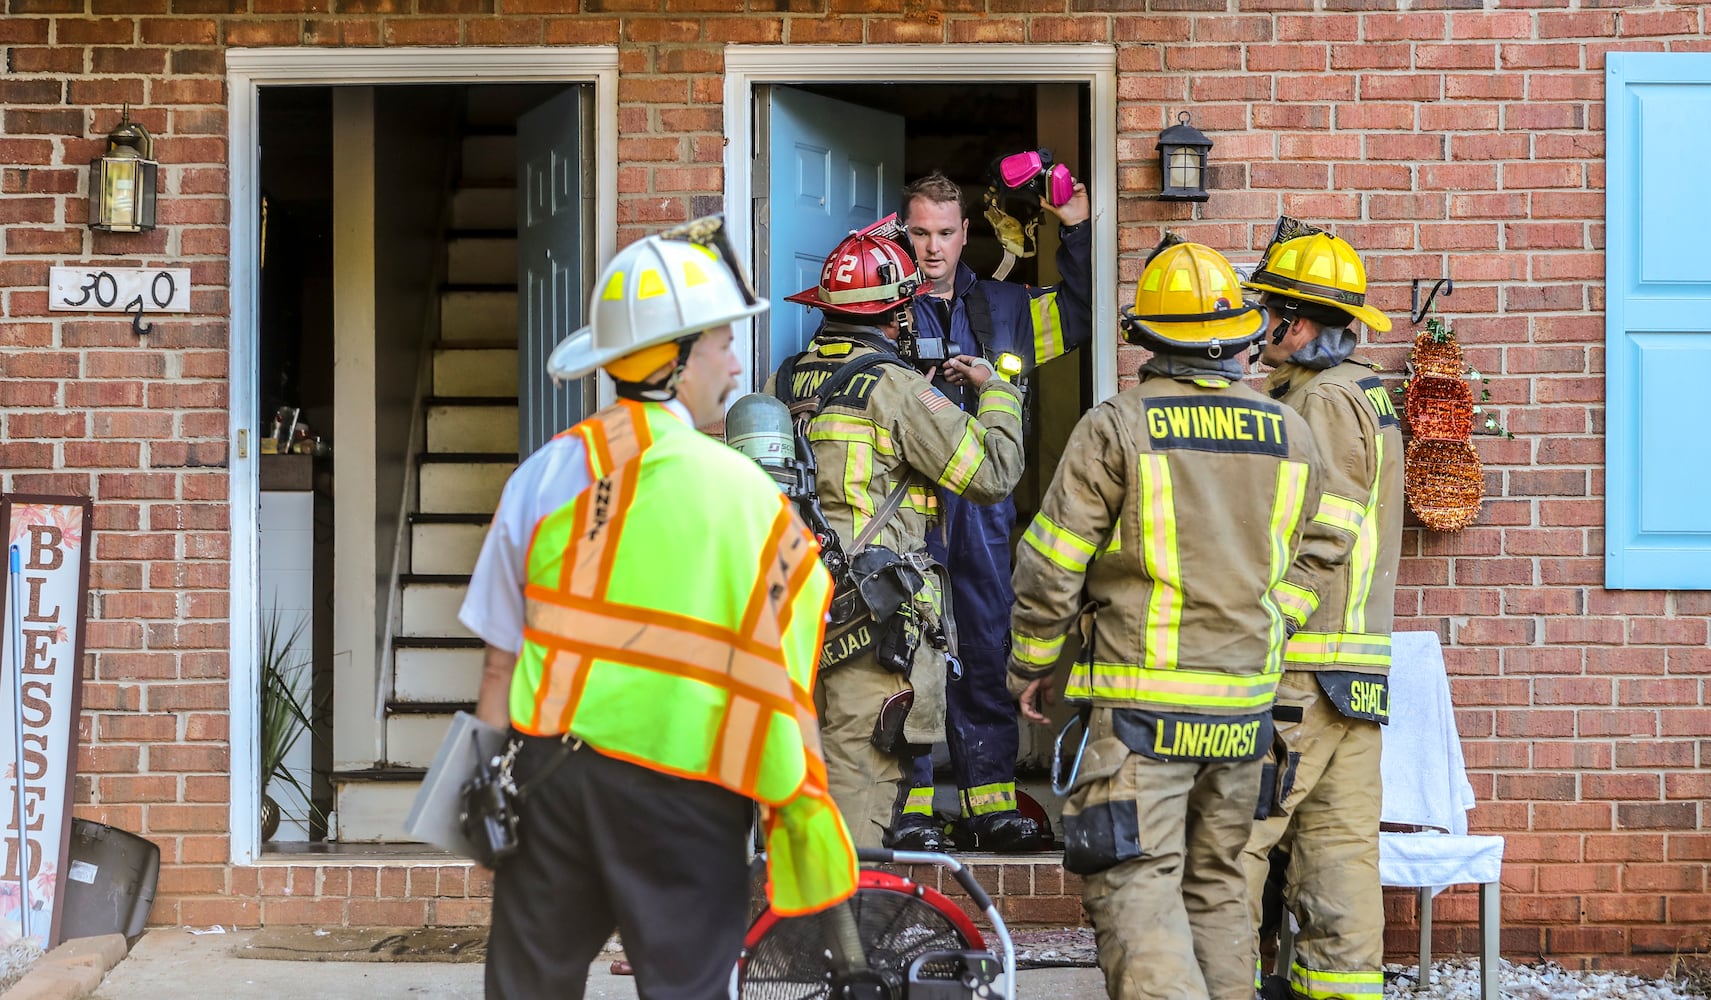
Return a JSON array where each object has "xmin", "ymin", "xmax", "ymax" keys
[{"xmin": 237, "ymin": 429, "xmax": 249, "ymax": 460}]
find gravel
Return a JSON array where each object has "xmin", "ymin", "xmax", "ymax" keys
[
  {"xmin": 0, "ymin": 938, "xmax": 45, "ymax": 992},
  {"xmin": 1012, "ymin": 928, "xmax": 1707, "ymax": 999}
]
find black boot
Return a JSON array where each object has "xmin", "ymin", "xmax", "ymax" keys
[
  {"xmin": 885, "ymin": 816, "xmax": 949, "ymax": 852},
  {"xmin": 951, "ymin": 811, "xmax": 1050, "ymax": 852}
]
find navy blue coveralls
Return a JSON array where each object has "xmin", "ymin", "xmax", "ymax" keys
[{"xmin": 899, "ymin": 221, "xmax": 1094, "ymax": 826}]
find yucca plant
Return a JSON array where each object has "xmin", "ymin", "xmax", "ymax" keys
[{"xmin": 259, "ymin": 606, "xmax": 318, "ymax": 839}]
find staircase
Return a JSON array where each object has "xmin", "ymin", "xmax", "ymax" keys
[{"xmin": 332, "ymin": 99, "xmax": 524, "ymax": 843}]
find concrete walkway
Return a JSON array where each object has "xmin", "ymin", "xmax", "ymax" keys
[{"xmin": 91, "ymin": 929, "xmax": 1104, "ymax": 999}]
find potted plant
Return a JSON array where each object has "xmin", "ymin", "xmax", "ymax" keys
[{"xmin": 259, "ymin": 607, "xmax": 316, "ymax": 841}]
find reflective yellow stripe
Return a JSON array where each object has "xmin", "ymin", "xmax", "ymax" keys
[
  {"xmin": 843, "ymin": 443, "xmax": 874, "ymax": 539},
  {"xmin": 1012, "ymin": 630, "xmax": 1065, "ymax": 668},
  {"xmin": 1104, "ymin": 515, "xmax": 1122, "ymax": 553},
  {"xmin": 961, "ymin": 782, "xmax": 1017, "ymax": 817},
  {"xmin": 1137, "ymin": 454, "xmax": 1181, "ymax": 672},
  {"xmin": 901, "ymin": 485, "xmax": 938, "ymax": 516},
  {"xmin": 1063, "ymin": 662, "xmax": 1281, "ymax": 710},
  {"xmin": 1022, "ymin": 513, "xmax": 1098, "ymax": 574},
  {"xmin": 1311, "ymin": 492, "xmax": 1363, "ymax": 536},
  {"xmin": 1030, "ymin": 293, "xmax": 1064, "ymax": 364},
  {"xmin": 1290, "ymin": 961, "xmax": 1384, "ymax": 999},
  {"xmin": 977, "ymin": 390, "xmax": 1023, "ymax": 421},
  {"xmin": 902, "ymin": 786, "xmax": 935, "ymax": 816},
  {"xmin": 576, "ymin": 422, "xmax": 607, "ymax": 480},
  {"xmin": 1344, "ymin": 434, "xmax": 1385, "ymax": 634},
  {"xmin": 1265, "ymin": 461, "xmax": 1310, "ymax": 674},
  {"xmin": 1271, "ymin": 580, "xmax": 1317, "ymax": 628},
  {"xmin": 1285, "ymin": 631, "xmax": 1392, "ymax": 667},
  {"xmin": 938, "ymin": 423, "xmax": 987, "ymax": 493},
  {"xmin": 808, "ymin": 417, "xmax": 896, "ymax": 456}
]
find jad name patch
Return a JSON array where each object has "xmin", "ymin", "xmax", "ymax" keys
[
  {"xmin": 1356, "ymin": 376, "xmax": 1401, "ymax": 429},
  {"xmin": 1143, "ymin": 396, "xmax": 1289, "ymax": 457}
]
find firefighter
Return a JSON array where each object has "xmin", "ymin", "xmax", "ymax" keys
[
  {"xmin": 1009, "ymin": 241, "xmax": 1346, "ymax": 1000},
  {"xmin": 893, "ymin": 169, "xmax": 1093, "ymax": 853},
  {"xmin": 1239, "ymin": 225, "xmax": 1402, "ymax": 1000},
  {"xmin": 460, "ymin": 221, "xmax": 857, "ymax": 999},
  {"xmin": 766, "ymin": 229, "xmax": 1026, "ymax": 849}
]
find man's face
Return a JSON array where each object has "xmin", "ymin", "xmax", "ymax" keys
[
  {"xmin": 1257, "ymin": 298, "xmax": 1315, "ymax": 367},
  {"xmin": 904, "ymin": 197, "xmax": 968, "ymax": 289},
  {"xmin": 676, "ymin": 324, "xmax": 742, "ymax": 425}
]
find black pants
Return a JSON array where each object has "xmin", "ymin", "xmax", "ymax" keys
[{"xmin": 486, "ymin": 735, "xmax": 752, "ymax": 1000}]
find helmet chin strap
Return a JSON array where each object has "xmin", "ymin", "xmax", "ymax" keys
[{"xmin": 613, "ymin": 335, "xmax": 698, "ymax": 402}]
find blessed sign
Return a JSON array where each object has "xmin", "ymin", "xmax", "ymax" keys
[{"xmin": 0, "ymin": 496, "xmax": 92, "ymax": 948}]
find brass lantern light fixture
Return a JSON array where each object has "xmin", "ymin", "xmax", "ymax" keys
[
  {"xmin": 1157, "ymin": 111, "xmax": 1212, "ymax": 203},
  {"xmin": 89, "ymin": 105, "xmax": 158, "ymax": 233}
]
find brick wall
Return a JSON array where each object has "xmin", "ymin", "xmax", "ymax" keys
[{"xmin": 2, "ymin": 0, "xmax": 1709, "ymax": 973}]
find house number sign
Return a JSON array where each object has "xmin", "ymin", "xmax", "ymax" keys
[{"xmin": 48, "ymin": 266, "xmax": 191, "ymax": 336}]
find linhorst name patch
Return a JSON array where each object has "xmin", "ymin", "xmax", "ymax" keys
[{"xmin": 1143, "ymin": 396, "xmax": 1289, "ymax": 457}]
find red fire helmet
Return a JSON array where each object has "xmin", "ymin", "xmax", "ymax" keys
[{"xmin": 784, "ymin": 231, "xmax": 923, "ymax": 316}]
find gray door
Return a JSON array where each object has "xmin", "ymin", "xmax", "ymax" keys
[
  {"xmin": 758, "ymin": 87, "xmax": 904, "ymax": 377},
  {"xmin": 517, "ymin": 88, "xmax": 586, "ymax": 456}
]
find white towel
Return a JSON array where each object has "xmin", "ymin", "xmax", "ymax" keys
[
  {"xmin": 1379, "ymin": 832, "xmax": 1505, "ymax": 889},
  {"xmin": 1379, "ymin": 630, "xmax": 1476, "ymax": 835}
]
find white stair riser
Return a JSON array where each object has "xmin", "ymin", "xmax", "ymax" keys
[
  {"xmin": 434, "ymin": 348, "xmax": 518, "ymax": 397},
  {"xmin": 461, "ymin": 135, "xmax": 517, "ymax": 183},
  {"xmin": 332, "ymin": 781, "xmax": 421, "ymax": 843},
  {"xmin": 441, "ymin": 291, "xmax": 517, "ymax": 344},
  {"xmin": 452, "ymin": 187, "xmax": 516, "ymax": 230},
  {"xmin": 419, "ymin": 462, "xmax": 512, "ymax": 515},
  {"xmin": 401, "ymin": 581, "xmax": 473, "ymax": 638},
  {"xmin": 410, "ymin": 522, "xmax": 489, "ymax": 577},
  {"xmin": 394, "ymin": 647, "xmax": 484, "ymax": 703},
  {"xmin": 386, "ymin": 714, "xmax": 456, "ymax": 769},
  {"xmin": 428, "ymin": 405, "xmax": 518, "ymax": 454}
]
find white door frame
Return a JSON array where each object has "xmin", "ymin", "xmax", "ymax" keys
[
  {"xmin": 225, "ymin": 46, "xmax": 618, "ymax": 865},
  {"xmin": 721, "ymin": 44, "xmax": 1120, "ymax": 401}
]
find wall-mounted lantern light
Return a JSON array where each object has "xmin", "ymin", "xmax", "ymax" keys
[
  {"xmin": 89, "ymin": 105, "xmax": 157, "ymax": 233},
  {"xmin": 1157, "ymin": 111, "xmax": 1212, "ymax": 203}
]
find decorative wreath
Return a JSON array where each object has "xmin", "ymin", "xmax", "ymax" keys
[{"xmin": 1402, "ymin": 319, "xmax": 1485, "ymax": 531}]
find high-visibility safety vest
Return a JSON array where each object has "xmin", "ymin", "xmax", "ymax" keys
[
  {"xmin": 508, "ymin": 399, "xmax": 856, "ymax": 916},
  {"xmin": 1009, "ymin": 374, "xmax": 1348, "ymax": 716}
]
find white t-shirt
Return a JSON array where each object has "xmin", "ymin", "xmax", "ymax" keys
[{"xmin": 456, "ymin": 400, "xmax": 694, "ymax": 654}]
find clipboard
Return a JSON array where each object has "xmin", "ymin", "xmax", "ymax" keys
[{"xmin": 403, "ymin": 711, "xmax": 510, "ymax": 859}]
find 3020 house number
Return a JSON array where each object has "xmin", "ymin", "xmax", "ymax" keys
[{"xmin": 49, "ymin": 266, "xmax": 192, "ymax": 335}]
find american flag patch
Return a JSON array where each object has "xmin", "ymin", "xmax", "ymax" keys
[{"xmin": 917, "ymin": 387, "xmax": 953, "ymax": 413}]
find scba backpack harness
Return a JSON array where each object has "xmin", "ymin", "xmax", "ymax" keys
[{"xmin": 772, "ymin": 349, "xmax": 954, "ymax": 702}]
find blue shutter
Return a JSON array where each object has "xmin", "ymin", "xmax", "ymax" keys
[{"xmin": 1605, "ymin": 53, "xmax": 1711, "ymax": 588}]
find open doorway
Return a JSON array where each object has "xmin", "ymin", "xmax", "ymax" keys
[
  {"xmin": 727, "ymin": 47, "xmax": 1119, "ymax": 838},
  {"xmin": 253, "ymin": 80, "xmax": 593, "ymax": 851}
]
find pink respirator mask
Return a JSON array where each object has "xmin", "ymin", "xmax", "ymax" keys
[{"xmin": 994, "ymin": 148, "xmax": 1075, "ymax": 208}]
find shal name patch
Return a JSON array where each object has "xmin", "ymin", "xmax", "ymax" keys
[
  {"xmin": 1143, "ymin": 396, "xmax": 1289, "ymax": 457},
  {"xmin": 1316, "ymin": 670, "xmax": 1390, "ymax": 724}
]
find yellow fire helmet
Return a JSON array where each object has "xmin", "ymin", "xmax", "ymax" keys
[
  {"xmin": 1243, "ymin": 230, "xmax": 1392, "ymax": 333},
  {"xmin": 1120, "ymin": 241, "xmax": 1266, "ymax": 359}
]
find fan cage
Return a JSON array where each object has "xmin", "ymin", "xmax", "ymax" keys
[{"xmin": 739, "ymin": 873, "xmax": 985, "ymax": 1000}]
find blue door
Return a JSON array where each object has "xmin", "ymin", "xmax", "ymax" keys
[
  {"xmin": 1605, "ymin": 53, "xmax": 1711, "ymax": 588},
  {"xmin": 760, "ymin": 86, "xmax": 904, "ymax": 375},
  {"xmin": 517, "ymin": 87, "xmax": 585, "ymax": 457}
]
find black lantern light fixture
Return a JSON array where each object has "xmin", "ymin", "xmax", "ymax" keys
[
  {"xmin": 89, "ymin": 105, "xmax": 158, "ymax": 233},
  {"xmin": 1157, "ymin": 110, "xmax": 1213, "ymax": 203}
]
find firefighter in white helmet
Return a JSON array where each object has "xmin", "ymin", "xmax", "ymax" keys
[
  {"xmin": 1009, "ymin": 239, "xmax": 1346, "ymax": 1000},
  {"xmin": 1240, "ymin": 219, "xmax": 1402, "ymax": 1000},
  {"xmin": 763, "ymin": 227, "xmax": 1026, "ymax": 848},
  {"xmin": 460, "ymin": 218, "xmax": 856, "ymax": 999}
]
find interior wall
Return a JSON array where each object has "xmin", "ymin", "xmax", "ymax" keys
[{"xmin": 371, "ymin": 86, "xmax": 462, "ymax": 649}]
